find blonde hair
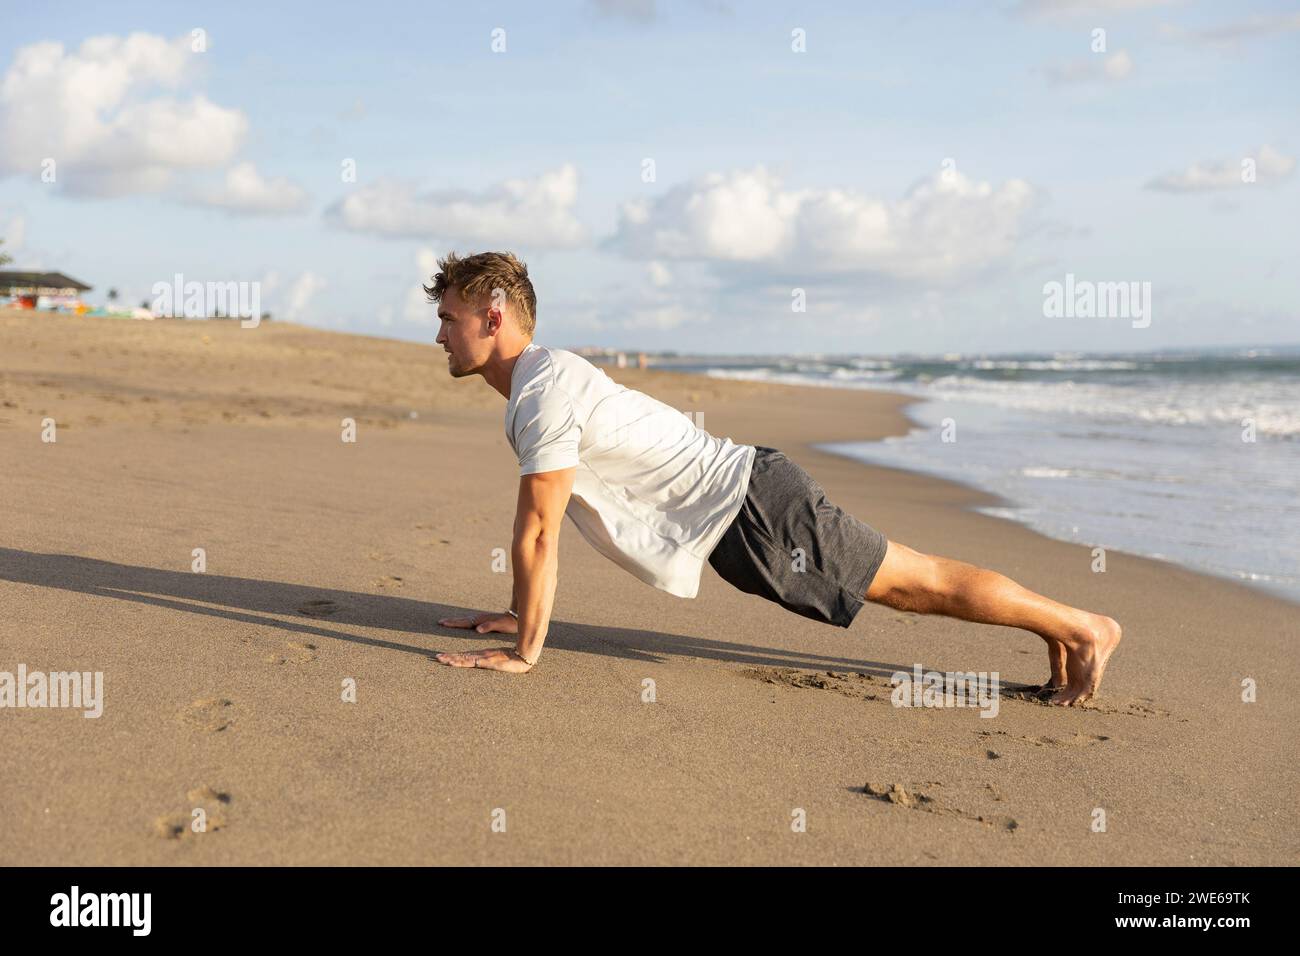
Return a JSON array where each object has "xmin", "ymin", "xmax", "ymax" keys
[{"xmin": 424, "ymin": 251, "xmax": 537, "ymax": 336}]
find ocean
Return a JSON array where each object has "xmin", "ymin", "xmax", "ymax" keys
[{"xmin": 656, "ymin": 348, "xmax": 1300, "ymax": 604}]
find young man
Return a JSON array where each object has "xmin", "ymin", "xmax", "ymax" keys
[{"xmin": 432, "ymin": 252, "xmax": 1121, "ymax": 706}]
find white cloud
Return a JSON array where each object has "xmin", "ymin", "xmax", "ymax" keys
[
  {"xmin": 647, "ymin": 260, "xmax": 672, "ymax": 287},
  {"xmin": 623, "ymin": 305, "xmax": 693, "ymax": 330},
  {"xmin": 338, "ymin": 96, "xmax": 366, "ymax": 122},
  {"xmin": 1014, "ymin": 0, "xmax": 1177, "ymax": 18},
  {"xmin": 1145, "ymin": 145, "xmax": 1296, "ymax": 192},
  {"xmin": 0, "ymin": 33, "xmax": 247, "ymax": 196},
  {"xmin": 1, "ymin": 213, "xmax": 25, "ymax": 253},
  {"xmin": 1161, "ymin": 12, "xmax": 1300, "ymax": 43},
  {"xmin": 259, "ymin": 270, "xmax": 281, "ymax": 299},
  {"xmin": 327, "ymin": 165, "xmax": 585, "ymax": 247},
  {"xmin": 403, "ymin": 248, "xmax": 441, "ymax": 325},
  {"xmin": 1103, "ymin": 50, "xmax": 1134, "ymax": 79},
  {"xmin": 285, "ymin": 271, "xmax": 325, "ymax": 321},
  {"xmin": 1043, "ymin": 50, "xmax": 1133, "ymax": 85},
  {"xmin": 189, "ymin": 162, "xmax": 310, "ymax": 215},
  {"xmin": 608, "ymin": 166, "xmax": 1037, "ymax": 282},
  {"xmin": 590, "ymin": 0, "xmax": 657, "ymax": 22},
  {"xmin": 588, "ymin": 0, "xmax": 731, "ymax": 22}
]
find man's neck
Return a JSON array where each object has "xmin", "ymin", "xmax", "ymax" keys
[{"xmin": 484, "ymin": 340, "xmax": 533, "ymax": 399}]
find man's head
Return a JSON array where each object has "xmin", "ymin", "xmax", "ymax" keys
[{"xmin": 426, "ymin": 251, "xmax": 536, "ymax": 379}]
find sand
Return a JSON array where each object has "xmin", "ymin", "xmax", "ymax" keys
[{"xmin": 1, "ymin": 309, "xmax": 1296, "ymax": 865}]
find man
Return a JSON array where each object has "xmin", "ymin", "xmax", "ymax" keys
[{"xmin": 432, "ymin": 252, "xmax": 1121, "ymax": 706}]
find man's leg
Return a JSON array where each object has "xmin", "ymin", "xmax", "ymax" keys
[{"xmin": 864, "ymin": 540, "xmax": 1122, "ymax": 706}]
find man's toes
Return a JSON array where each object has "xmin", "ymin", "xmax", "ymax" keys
[{"xmin": 1056, "ymin": 685, "xmax": 1098, "ymax": 707}]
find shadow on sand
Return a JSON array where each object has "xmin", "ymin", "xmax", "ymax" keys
[{"xmin": 0, "ymin": 548, "xmax": 922, "ymax": 677}]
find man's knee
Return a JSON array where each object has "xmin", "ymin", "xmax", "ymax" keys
[{"xmin": 866, "ymin": 540, "xmax": 944, "ymax": 609}]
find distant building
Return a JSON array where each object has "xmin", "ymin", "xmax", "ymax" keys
[
  {"xmin": 568, "ymin": 345, "xmax": 667, "ymax": 368},
  {"xmin": 0, "ymin": 271, "xmax": 93, "ymax": 310}
]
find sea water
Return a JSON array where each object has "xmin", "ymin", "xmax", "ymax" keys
[{"xmin": 662, "ymin": 349, "xmax": 1300, "ymax": 603}]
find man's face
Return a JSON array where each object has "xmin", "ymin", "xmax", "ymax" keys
[{"xmin": 435, "ymin": 287, "xmax": 494, "ymax": 378}]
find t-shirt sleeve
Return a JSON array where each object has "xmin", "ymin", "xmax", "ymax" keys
[{"xmin": 512, "ymin": 387, "xmax": 581, "ymax": 476}]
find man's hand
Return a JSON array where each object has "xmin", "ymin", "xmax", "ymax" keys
[
  {"xmin": 434, "ymin": 647, "xmax": 533, "ymax": 672},
  {"xmin": 436, "ymin": 464, "xmax": 573, "ymax": 675},
  {"xmin": 436, "ymin": 612, "xmax": 531, "ymax": 671},
  {"xmin": 438, "ymin": 611, "xmax": 518, "ymax": 635}
]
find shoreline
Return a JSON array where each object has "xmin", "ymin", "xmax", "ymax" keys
[
  {"xmin": 671, "ymin": 366, "xmax": 1300, "ymax": 611},
  {"xmin": 813, "ymin": 400, "xmax": 1300, "ymax": 611}
]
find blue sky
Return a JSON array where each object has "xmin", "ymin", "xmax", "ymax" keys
[{"xmin": 1, "ymin": 0, "xmax": 1297, "ymax": 354}]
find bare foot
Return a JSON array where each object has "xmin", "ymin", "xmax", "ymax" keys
[
  {"xmin": 1030, "ymin": 640, "xmax": 1068, "ymax": 698},
  {"xmin": 1049, "ymin": 615, "xmax": 1123, "ymax": 707},
  {"xmin": 1042, "ymin": 639, "xmax": 1068, "ymax": 691}
]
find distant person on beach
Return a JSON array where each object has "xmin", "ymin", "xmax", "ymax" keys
[{"xmin": 431, "ymin": 251, "xmax": 1122, "ymax": 706}]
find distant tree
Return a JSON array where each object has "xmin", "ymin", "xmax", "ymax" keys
[
  {"xmin": 108, "ymin": 288, "xmax": 118, "ymax": 303},
  {"xmin": 0, "ymin": 238, "xmax": 11, "ymax": 267}
]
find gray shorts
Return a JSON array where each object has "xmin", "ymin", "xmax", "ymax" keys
[{"xmin": 707, "ymin": 446, "xmax": 889, "ymax": 628}]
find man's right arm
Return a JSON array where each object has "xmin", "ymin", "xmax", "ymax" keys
[{"xmin": 510, "ymin": 467, "xmax": 576, "ymax": 666}]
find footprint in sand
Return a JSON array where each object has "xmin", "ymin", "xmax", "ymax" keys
[
  {"xmin": 373, "ymin": 575, "xmax": 404, "ymax": 590},
  {"xmin": 1124, "ymin": 699, "xmax": 1175, "ymax": 718},
  {"xmin": 1035, "ymin": 732, "xmax": 1112, "ymax": 747},
  {"xmin": 153, "ymin": 814, "xmax": 188, "ymax": 840},
  {"xmin": 297, "ymin": 599, "xmax": 340, "ymax": 618},
  {"xmin": 977, "ymin": 729, "xmax": 1111, "ymax": 750},
  {"xmin": 742, "ymin": 666, "xmax": 885, "ymax": 702},
  {"xmin": 180, "ymin": 697, "xmax": 233, "ymax": 732},
  {"xmin": 153, "ymin": 785, "xmax": 232, "ymax": 840},
  {"xmin": 862, "ymin": 780, "xmax": 1019, "ymax": 832},
  {"xmin": 1004, "ymin": 684, "xmax": 1175, "ymax": 719},
  {"xmin": 264, "ymin": 640, "xmax": 318, "ymax": 665}
]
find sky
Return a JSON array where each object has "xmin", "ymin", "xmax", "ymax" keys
[{"xmin": 1, "ymin": 0, "xmax": 1297, "ymax": 355}]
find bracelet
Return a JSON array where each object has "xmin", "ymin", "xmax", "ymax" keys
[{"xmin": 505, "ymin": 610, "xmax": 533, "ymax": 665}]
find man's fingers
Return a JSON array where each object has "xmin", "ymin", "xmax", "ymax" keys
[
  {"xmin": 440, "ymin": 615, "xmax": 494, "ymax": 629},
  {"xmin": 436, "ymin": 649, "xmax": 500, "ymax": 667},
  {"xmin": 437, "ymin": 652, "xmax": 476, "ymax": 667},
  {"xmin": 440, "ymin": 613, "xmax": 516, "ymax": 635}
]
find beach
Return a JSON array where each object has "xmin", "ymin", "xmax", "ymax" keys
[{"xmin": 1, "ymin": 309, "xmax": 1296, "ymax": 865}]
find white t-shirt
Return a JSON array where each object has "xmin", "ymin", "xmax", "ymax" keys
[{"xmin": 505, "ymin": 342, "xmax": 756, "ymax": 599}]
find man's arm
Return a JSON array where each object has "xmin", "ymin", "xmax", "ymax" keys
[
  {"xmin": 435, "ymin": 466, "xmax": 575, "ymax": 672},
  {"xmin": 511, "ymin": 466, "xmax": 576, "ymax": 666}
]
